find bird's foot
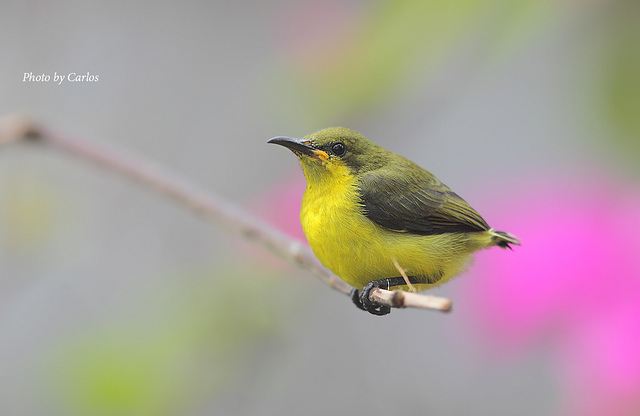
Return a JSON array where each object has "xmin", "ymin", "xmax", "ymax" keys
[
  {"xmin": 350, "ymin": 288, "xmax": 367, "ymax": 311},
  {"xmin": 350, "ymin": 280, "xmax": 392, "ymax": 316}
]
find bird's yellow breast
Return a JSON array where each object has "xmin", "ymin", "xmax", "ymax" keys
[
  {"xmin": 299, "ymin": 160, "xmax": 481, "ymax": 290},
  {"xmin": 300, "ymin": 167, "xmax": 368, "ymax": 287}
]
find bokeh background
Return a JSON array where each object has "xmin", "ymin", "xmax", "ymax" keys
[{"xmin": 1, "ymin": 0, "xmax": 640, "ymax": 415}]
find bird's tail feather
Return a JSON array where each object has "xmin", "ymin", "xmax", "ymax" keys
[{"xmin": 489, "ymin": 229, "xmax": 520, "ymax": 249}]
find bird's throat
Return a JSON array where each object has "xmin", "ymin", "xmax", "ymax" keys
[{"xmin": 299, "ymin": 157, "xmax": 350, "ymax": 189}]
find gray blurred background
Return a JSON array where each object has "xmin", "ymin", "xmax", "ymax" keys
[{"xmin": 2, "ymin": 0, "xmax": 640, "ymax": 415}]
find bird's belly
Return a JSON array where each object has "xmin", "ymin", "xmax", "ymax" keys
[{"xmin": 300, "ymin": 183, "xmax": 474, "ymax": 290}]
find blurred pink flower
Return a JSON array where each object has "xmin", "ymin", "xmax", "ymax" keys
[
  {"xmin": 457, "ymin": 172, "xmax": 640, "ymax": 416},
  {"xmin": 249, "ymin": 173, "xmax": 306, "ymax": 242},
  {"xmin": 241, "ymin": 172, "xmax": 307, "ymax": 270}
]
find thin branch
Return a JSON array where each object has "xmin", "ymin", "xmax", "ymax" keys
[{"xmin": 0, "ymin": 113, "xmax": 452, "ymax": 313}]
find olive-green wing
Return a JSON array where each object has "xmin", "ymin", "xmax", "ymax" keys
[{"xmin": 358, "ymin": 164, "xmax": 489, "ymax": 235}]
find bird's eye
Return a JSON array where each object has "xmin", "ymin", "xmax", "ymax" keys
[{"xmin": 331, "ymin": 142, "xmax": 347, "ymax": 157}]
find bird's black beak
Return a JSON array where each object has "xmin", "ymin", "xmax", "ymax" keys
[
  {"xmin": 268, "ymin": 136, "xmax": 328, "ymax": 160},
  {"xmin": 268, "ymin": 136, "xmax": 315, "ymax": 156}
]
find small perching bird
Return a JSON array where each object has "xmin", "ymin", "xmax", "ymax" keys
[{"xmin": 268, "ymin": 127, "xmax": 519, "ymax": 315}]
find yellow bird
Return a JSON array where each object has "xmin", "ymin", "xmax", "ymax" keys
[{"xmin": 268, "ymin": 127, "xmax": 519, "ymax": 315}]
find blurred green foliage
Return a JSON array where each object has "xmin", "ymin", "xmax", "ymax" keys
[
  {"xmin": 275, "ymin": 0, "xmax": 556, "ymax": 125},
  {"xmin": 45, "ymin": 264, "xmax": 295, "ymax": 416},
  {"xmin": 598, "ymin": 1, "xmax": 640, "ymax": 167}
]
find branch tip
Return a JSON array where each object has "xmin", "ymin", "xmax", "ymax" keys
[{"xmin": 370, "ymin": 287, "xmax": 452, "ymax": 312}]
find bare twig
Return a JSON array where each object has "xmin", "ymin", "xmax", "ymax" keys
[
  {"xmin": 371, "ymin": 288, "xmax": 452, "ymax": 312},
  {"xmin": 0, "ymin": 113, "xmax": 452, "ymax": 313}
]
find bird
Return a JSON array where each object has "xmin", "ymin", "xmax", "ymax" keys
[{"xmin": 268, "ymin": 127, "xmax": 519, "ymax": 315}]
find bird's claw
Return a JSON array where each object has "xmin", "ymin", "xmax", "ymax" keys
[
  {"xmin": 350, "ymin": 282, "xmax": 391, "ymax": 316},
  {"xmin": 350, "ymin": 288, "xmax": 367, "ymax": 311}
]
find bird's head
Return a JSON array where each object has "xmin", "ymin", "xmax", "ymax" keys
[{"xmin": 268, "ymin": 127, "xmax": 391, "ymax": 184}]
